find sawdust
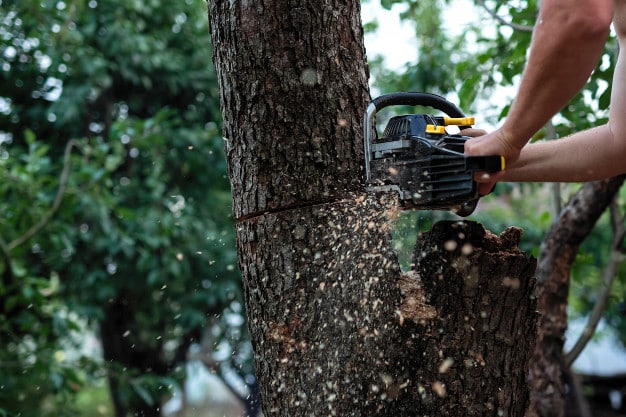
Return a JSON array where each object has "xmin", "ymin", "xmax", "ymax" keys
[{"xmin": 397, "ymin": 270, "xmax": 437, "ymax": 324}]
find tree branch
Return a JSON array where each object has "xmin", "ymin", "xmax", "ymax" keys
[
  {"xmin": 7, "ymin": 139, "xmax": 80, "ymax": 251},
  {"xmin": 0, "ymin": 236, "xmax": 12, "ymax": 282},
  {"xmin": 194, "ymin": 354, "xmax": 250, "ymax": 408},
  {"xmin": 530, "ymin": 175, "xmax": 626, "ymax": 416},
  {"xmin": 567, "ymin": 368, "xmax": 592, "ymax": 417},
  {"xmin": 0, "ymin": 238, "xmax": 14, "ymax": 305},
  {"xmin": 475, "ymin": 0, "xmax": 534, "ymax": 33},
  {"xmin": 564, "ymin": 197, "xmax": 625, "ymax": 367},
  {"xmin": 188, "ymin": 329, "xmax": 252, "ymax": 411}
]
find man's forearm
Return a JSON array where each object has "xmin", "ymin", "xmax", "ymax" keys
[{"xmin": 501, "ymin": 124, "xmax": 626, "ymax": 182}]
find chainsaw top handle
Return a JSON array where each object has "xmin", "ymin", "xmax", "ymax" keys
[{"xmin": 370, "ymin": 92, "xmax": 466, "ymax": 119}]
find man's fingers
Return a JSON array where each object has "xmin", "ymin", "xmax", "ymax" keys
[
  {"xmin": 474, "ymin": 171, "xmax": 505, "ymax": 196},
  {"xmin": 478, "ymin": 182, "xmax": 497, "ymax": 196},
  {"xmin": 460, "ymin": 128, "xmax": 488, "ymax": 138},
  {"xmin": 463, "ymin": 135, "xmax": 489, "ymax": 156}
]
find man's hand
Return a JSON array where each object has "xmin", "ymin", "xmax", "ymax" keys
[{"xmin": 463, "ymin": 127, "xmax": 520, "ymax": 195}]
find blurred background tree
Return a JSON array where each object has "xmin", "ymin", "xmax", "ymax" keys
[{"xmin": 0, "ymin": 0, "xmax": 256, "ymax": 416}]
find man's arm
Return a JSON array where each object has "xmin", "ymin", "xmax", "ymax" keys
[
  {"xmin": 498, "ymin": 1, "xmax": 626, "ymax": 184},
  {"xmin": 498, "ymin": 124, "xmax": 626, "ymax": 182},
  {"xmin": 465, "ymin": 0, "xmax": 613, "ymax": 165}
]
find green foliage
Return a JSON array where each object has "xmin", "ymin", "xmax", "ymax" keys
[
  {"xmin": 0, "ymin": 0, "xmax": 247, "ymax": 415},
  {"xmin": 0, "ymin": 133, "xmax": 92, "ymax": 416},
  {"xmin": 74, "ymin": 382, "xmax": 114, "ymax": 417}
]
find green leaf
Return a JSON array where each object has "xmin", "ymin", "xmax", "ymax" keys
[{"xmin": 24, "ymin": 129, "xmax": 36, "ymax": 145}]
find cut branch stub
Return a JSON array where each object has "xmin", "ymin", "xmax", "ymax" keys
[{"xmin": 400, "ymin": 220, "xmax": 537, "ymax": 417}]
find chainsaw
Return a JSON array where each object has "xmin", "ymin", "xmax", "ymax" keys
[{"xmin": 363, "ymin": 92, "xmax": 505, "ymax": 217}]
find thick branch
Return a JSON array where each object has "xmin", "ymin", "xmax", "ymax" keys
[
  {"xmin": 564, "ymin": 198, "xmax": 625, "ymax": 366},
  {"xmin": 0, "ymin": 236, "xmax": 12, "ymax": 287},
  {"xmin": 529, "ymin": 174, "xmax": 626, "ymax": 417}
]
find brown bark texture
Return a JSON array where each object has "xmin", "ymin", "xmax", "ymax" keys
[
  {"xmin": 236, "ymin": 194, "xmax": 412, "ymax": 415},
  {"xmin": 208, "ymin": 0, "xmax": 539, "ymax": 415},
  {"xmin": 208, "ymin": 0, "xmax": 367, "ymax": 221},
  {"xmin": 403, "ymin": 220, "xmax": 537, "ymax": 416},
  {"xmin": 528, "ymin": 175, "xmax": 626, "ymax": 417}
]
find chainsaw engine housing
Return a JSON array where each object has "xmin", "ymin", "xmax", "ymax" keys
[{"xmin": 364, "ymin": 93, "xmax": 504, "ymax": 216}]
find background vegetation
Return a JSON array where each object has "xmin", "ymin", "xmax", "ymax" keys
[
  {"xmin": 0, "ymin": 0, "xmax": 253, "ymax": 416},
  {"xmin": 0, "ymin": 0, "xmax": 623, "ymax": 416}
]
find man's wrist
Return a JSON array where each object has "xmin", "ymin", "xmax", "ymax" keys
[{"xmin": 496, "ymin": 125, "xmax": 526, "ymax": 157}]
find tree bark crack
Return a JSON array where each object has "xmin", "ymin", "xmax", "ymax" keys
[{"xmin": 235, "ymin": 195, "xmax": 359, "ymax": 223}]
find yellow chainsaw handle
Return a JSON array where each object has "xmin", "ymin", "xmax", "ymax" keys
[{"xmin": 443, "ymin": 116, "xmax": 475, "ymax": 126}]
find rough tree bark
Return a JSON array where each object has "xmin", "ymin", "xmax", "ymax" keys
[
  {"xmin": 528, "ymin": 175, "xmax": 626, "ymax": 417},
  {"xmin": 404, "ymin": 220, "xmax": 537, "ymax": 416},
  {"xmin": 207, "ymin": 0, "xmax": 538, "ymax": 415}
]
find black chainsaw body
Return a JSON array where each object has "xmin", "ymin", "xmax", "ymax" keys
[{"xmin": 363, "ymin": 92, "xmax": 503, "ymax": 217}]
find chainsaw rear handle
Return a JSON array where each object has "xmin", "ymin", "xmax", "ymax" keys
[
  {"xmin": 364, "ymin": 92, "xmax": 467, "ymax": 147},
  {"xmin": 364, "ymin": 92, "xmax": 468, "ymax": 181},
  {"xmin": 467, "ymin": 155, "xmax": 506, "ymax": 173}
]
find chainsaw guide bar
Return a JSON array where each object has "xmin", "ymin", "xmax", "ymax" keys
[{"xmin": 363, "ymin": 92, "xmax": 505, "ymax": 217}]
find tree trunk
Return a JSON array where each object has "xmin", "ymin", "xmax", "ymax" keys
[
  {"xmin": 528, "ymin": 175, "xmax": 626, "ymax": 417},
  {"xmin": 236, "ymin": 196, "xmax": 412, "ymax": 415},
  {"xmin": 208, "ymin": 0, "xmax": 538, "ymax": 415},
  {"xmin": 208, "ymin": 0, "xmax": 366, "ymax": 221}
]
